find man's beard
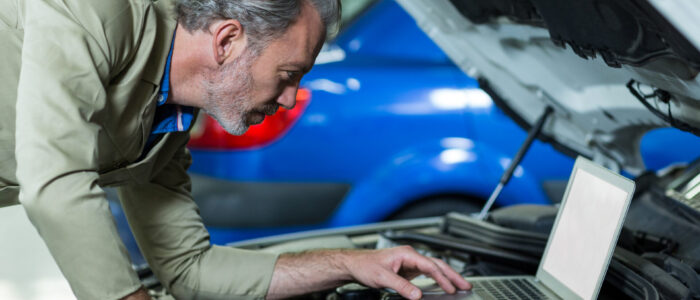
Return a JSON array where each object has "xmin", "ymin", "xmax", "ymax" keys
[{"xmin": 202, "ymin": 50, "xmax": 279, "ymax": 135}]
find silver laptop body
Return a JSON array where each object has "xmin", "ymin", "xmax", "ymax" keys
[{"xmin": 413, "ymin": 156, "xmax": 635, "ymax": 300}]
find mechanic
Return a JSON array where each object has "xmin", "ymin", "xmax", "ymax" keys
[{"xmin": 0, "ymin": 0, "xmax": 470, "ymax": 299}]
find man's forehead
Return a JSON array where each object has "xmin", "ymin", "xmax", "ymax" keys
[
  {"xmin": 263, "ymin": 34, "xmax": 320, "ymax": 73},
  {"xmin": 266, "ymin": 3, "xmax": 325, "ymax": 71}
]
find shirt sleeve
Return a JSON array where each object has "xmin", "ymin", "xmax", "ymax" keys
[
  {"xmin": 117, "ymin": 141, "xmax": 279, "ymax": 300},
  {"xmin": 15, "ymin": 1, "xmax": 142, "ymax": 299}
]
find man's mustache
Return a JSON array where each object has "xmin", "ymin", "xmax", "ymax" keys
[{"xmin": 256, "ymin": 103, "xmax": 279, "ymax": 116}]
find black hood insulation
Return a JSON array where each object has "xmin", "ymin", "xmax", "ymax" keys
[{"xmin": 450, "ymin": 0, "xmax": 700, "ymax": 70}]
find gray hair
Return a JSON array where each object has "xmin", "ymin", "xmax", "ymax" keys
[{"xmin": 176, "ymin": 0, "xmax": 341, "ymax": 52}]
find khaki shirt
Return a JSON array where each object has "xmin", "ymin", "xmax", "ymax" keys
[{"xmin": 0, "ymin": 0, "xmax": 278, "ymax": 299}]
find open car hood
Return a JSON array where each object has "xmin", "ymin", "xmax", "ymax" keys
[{"xmin": 397, "ymin": 0, "xmax": 700, "ymax": 174}]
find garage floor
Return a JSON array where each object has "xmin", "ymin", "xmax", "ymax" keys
[{"xmin": 0, "ymin": 205, "xmax": 75, "ymax": 300}]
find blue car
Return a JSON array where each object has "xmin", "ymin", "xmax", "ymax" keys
[{"xmin": 111, "ymin": 0, "xmax": 700, "ymax": 251}]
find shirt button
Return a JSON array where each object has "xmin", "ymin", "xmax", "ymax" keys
[{"xmin": 158, "ymin": 94, "xmax": 165, "ymax": 104}]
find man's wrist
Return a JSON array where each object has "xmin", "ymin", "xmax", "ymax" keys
[
  {"xmin": 326, "ymin": 248, "xmax": 355, "ymax": 282},
  {"xmin": 277, "ymin": 248, "xmax": 356, "ymax": 282},
  {"xmin": 267, "ymin": 249, "xmax": 361, "ymax": 299}
]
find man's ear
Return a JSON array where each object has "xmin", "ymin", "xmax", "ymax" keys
[{"xmin": 211, "ymin": 19, "xmax": 247, "ymax": 65}]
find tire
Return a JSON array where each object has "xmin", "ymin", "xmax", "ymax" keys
[{"xmin": 388, "ymin": 196, "xmax": 483, "ymax": 220}]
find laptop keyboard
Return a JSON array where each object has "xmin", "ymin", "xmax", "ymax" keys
[{"xmin": 472, "ymin": 278, "xmax": 551, "ymax": 300}]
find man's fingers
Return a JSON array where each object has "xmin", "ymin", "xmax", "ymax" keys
[
  {"xmin": 380, "ymin": 270, "xmax": 422, "ymax": 300},
  {"xmin": 408, "ymin": 253, "xmax": 457, "ymax": 294},
  {"xmin": 429, "ymin": 257, "xmax": 472, "ymax": 290},
  {"xmin": 355, "ymin": 246, "xmax": 471, "ymax": 299}
]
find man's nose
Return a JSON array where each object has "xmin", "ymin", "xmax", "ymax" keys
[{"xmin": 277, "ymin": 85, "xmax": 298, "ymax": 109}]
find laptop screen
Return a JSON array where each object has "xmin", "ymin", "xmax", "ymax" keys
[{"xmin": 540, "ymin": 167, "xmax": 630, "ymax": 300}]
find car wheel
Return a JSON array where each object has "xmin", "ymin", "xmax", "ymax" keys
[{"xmin": 388, "ymin": 196, "xmax": 484, "ymax": 220}]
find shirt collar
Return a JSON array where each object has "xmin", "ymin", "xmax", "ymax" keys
[{"xmin": 158, "ymin": 31, "xmax": 175, "ymax": 106}]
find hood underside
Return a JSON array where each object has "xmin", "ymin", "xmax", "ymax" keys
[{"xmin": 397, "ymin": 0, "xmax": 700, "ymax": 174}]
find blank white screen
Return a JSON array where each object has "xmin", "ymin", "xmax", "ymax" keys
[{"xmin": 541, "ymin": 169, "xmax": 628, "ymax": 300}]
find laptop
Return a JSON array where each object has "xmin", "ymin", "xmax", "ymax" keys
[{"xmin": 404, "ymin": 156, "xmax": 635, "ymax": 300}]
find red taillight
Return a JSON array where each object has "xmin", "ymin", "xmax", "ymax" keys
[{"xmin": 188, "ymin": 88, "xmax": 311, "ymax": 150}]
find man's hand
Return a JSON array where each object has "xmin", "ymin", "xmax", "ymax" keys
[
  {"xmin": 267, "ymin": 246, "xmax": 471, "ymax": 300},
  {"xmin": 345, "ymin": 246, "xmax": 471, "ymax": 299}
]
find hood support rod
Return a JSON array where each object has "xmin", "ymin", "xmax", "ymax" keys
[{"xmin": 477, "ymin": 106, "xmax": 554, "ymax": 220}]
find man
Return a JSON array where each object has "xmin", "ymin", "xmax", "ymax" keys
[{"xmin": 0, "ymin": 0, "xmax": 471, "ymax": 299}]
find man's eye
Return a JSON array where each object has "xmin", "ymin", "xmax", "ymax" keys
[{"xmin": 286, "ymin": 71, "xmax": 299, "ymax": 80}]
